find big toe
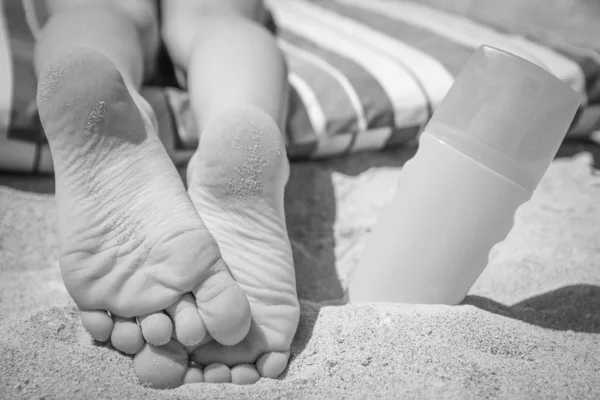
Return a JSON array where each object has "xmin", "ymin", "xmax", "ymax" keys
[
  {"xmin": 193, "ymin": 265, "xmax": 252, "ymax": 346},
  {"xmin": 134, "ymin": 340, "xmax": 188, "ymax": 389}
]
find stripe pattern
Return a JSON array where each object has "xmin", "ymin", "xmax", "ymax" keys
[{"xmin": 2, "ymin": 0, "xmax": 600, "ymax": 173}]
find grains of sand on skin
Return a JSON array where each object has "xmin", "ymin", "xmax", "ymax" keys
[
  {"xmin": 80, "ymin": 100, "xmax": 108, "ymax": 197},
  {"xmin": 85, "ymin": 101, "xmax": 107, "ymax": 137},
  {"xmin": 227, "ymin": 119, "xmax": 280, "ymax": 200},
  {"xmin": 81, "ymin": 101, "xmax": 147, "ymax": 252},
  {"xmin": 37, "ymin": 59, "xmax": 69, "ymax": 105}
]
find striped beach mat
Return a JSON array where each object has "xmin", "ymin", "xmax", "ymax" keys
[{"xmin": 1, "ymin": 0, "xmax": 599, "ymax": 174}]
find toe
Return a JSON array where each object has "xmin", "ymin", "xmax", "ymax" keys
[
  {"xmin": 193, "ymin": 263, "xmax": 251, "ymax": 346},
  {"xmin": 256, "ymin": 351, "xmax": 290, "ymax": 379},
  {"xmin": 203, "ymin": 363, "xmax": 231, "ymax": 383},
  {"xmin": 183, "ymin": 366, "xmax": 204, "ymax": 384},
  {"xmin": 133, "ymin": 340, "xmax": 188, "ymax": 389},
  {"xmin": 165, "ymin": 293, "xmax": 206, "ymax": 347},
  {"xmin": 79, "ymin": 310, "xmax": 113, "ymax": 342},
  {"xmin": 139, "ymin": 312, "xmax": 173, "ymax": 346},
  {"xmin": 231, "ymin": 364, "xmax": 261, "ymax": 385},
  {"xmin": 111, "ymin": 317, "xmax": 144, "ymax": 354}
]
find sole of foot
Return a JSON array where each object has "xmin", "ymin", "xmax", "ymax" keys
[
  {"xmin": 184, "ymin": 105, "xmax": 301, "ymax": 385},
  {"xmin": 37, "ymin": 46, "xmax": 253, "ymax": 387}
]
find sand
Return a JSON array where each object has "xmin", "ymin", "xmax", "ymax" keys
[{"xmin": 1, "ymin": 144, "xmax": 599, "ymax": 399}]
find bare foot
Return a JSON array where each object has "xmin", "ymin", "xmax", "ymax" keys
[
  {"xmin": 185, "ymin": 106, "xmax": 300, "ymax": 385},
  {"xmin": 37, "ymin": 47, "xmax": 252, "ymax": 388}
]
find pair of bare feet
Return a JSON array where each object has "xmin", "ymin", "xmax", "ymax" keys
[{"xmin": 36, "ymin": 47, "xmax": 300, "ymax": 388}]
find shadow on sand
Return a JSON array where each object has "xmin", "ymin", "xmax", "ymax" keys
[{"xmin": 463, "ymin": 284, "xmax": 600, "ymax": 334}]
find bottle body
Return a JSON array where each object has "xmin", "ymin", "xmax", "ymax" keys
[{"xmin": 349, "ymin": 131, "xmax": 532, "ymax": 304}]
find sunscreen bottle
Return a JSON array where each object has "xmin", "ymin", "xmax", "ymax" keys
[{"xmin": 349, "ymin": 45, "xmax": 582, "ymax": 305}]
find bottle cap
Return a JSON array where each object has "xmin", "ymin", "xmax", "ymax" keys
[{"xmin": 425, "ymin": 45, "xmax": 582, "ymax": 191}]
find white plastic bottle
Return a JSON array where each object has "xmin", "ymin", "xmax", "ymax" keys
[{"xmin": 349, "ymin": 45, "xmax": 582, "ymax": 305}]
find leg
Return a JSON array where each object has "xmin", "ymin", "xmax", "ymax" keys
[
  {"xmin": 36, "ymin": 0, "xmax": 160, "ymax": 129},
  {"xmin": 161, "ymin": 0, "xmax": 299, "ymax": 385},
  {"xmin": 36, "ymin": 0, "xmax": 159, "ymax": 87},
  {"xmin": 35, "ymin": 0, "xmax": 252, "ymax": 388},
  {"xmin": 162, "ymin": 0, "xmax": 288, "ymax": 144}
]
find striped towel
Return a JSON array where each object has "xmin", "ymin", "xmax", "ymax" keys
[{"xmin": 1, "ymin": 0, "xmax": 599, "ymax": 174}]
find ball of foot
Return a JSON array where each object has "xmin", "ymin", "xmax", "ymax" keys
[{"xmin": 134, "ymin": 341, "xmax": 188, "ymax": 389}]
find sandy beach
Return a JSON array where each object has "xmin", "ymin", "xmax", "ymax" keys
[{"xmin": 1, "ymin": 144, "xmax": 599, "ymax": 399}]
